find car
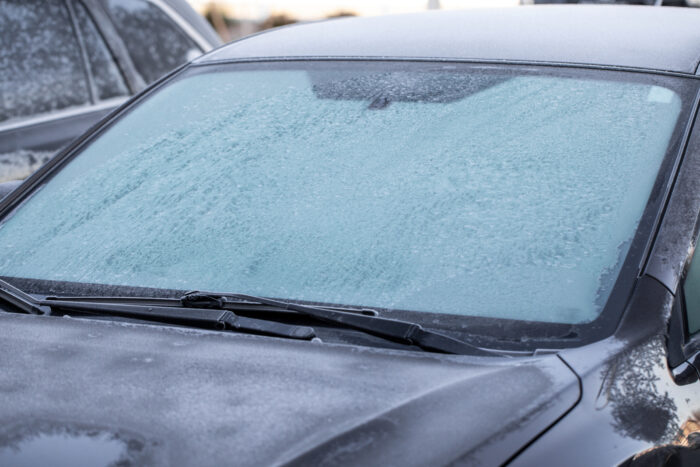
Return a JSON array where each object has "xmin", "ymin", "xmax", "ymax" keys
[
  {"xmin": 0, "ymin": 5, "xmax": 699, "ymax": 466},
  {"xmin": 0, "ymin": 0, "xmax": 221, "ymax": 182}
]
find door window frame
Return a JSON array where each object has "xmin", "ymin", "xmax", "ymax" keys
[
  {"xmin": 0, "ymin": 0, "xmax": 215, "ymax": 137},
  {"xmin": 0, "ymin": 0, "xmax": 131, "ymax": 136}
]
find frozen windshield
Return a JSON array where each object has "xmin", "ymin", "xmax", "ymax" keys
[{"xmin": 0, "ymin": 62, "xmax": 685, "ymax": 324}]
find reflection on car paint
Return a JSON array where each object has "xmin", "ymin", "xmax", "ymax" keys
[{"xmin": 0, "ymin": 421, "xmax": 157, "ymax": 466}]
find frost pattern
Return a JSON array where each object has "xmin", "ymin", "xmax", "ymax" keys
[
  {"xmin": 0, "ymin": 0, "xmax": 90, "ymax": 123},
  {"xmin": 0, "ymin": 69, "xmax": 683, "ymax": 323},
  {"xmin": 104, "ymin": 0, "xmax": 201, "ymax": 84}
]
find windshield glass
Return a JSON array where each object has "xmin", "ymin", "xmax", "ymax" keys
[{"xmin": 0, "ymin": 62, "xmax": 687, "ymax": 324}]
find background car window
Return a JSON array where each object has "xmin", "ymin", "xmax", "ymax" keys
[
  {"xmin": 0, "ymin": 0, "xmax": 90, "ymax": 124},
  {"xmin": 684, "ymin": 249, "xmax": 700, "ymax": 335},
  {"xmin": 73, "ymin": 1, "xmax": 129, "ymax": 101},
  {"xmin": 102, "ymin": 0, "xmax": 201, "ymax": 83}
]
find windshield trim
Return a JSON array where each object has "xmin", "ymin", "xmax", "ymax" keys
[
  {"xmin": 194, "ymin": 56, "xmax": 700, "ymax": 79},
  {"xmin": 0, "ymin": 59, "xmax": 696, "ymax": 350},
  {"xmin": 0, "ymin": 275, "xmax": 598, "ymax": 352}
]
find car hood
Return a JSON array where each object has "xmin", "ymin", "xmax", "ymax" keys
[{"xmin": 0, "ymin": 312, "xmax": 580, "ymax": 466}]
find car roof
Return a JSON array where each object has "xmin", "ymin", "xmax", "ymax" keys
[{"xmin": 198, "ymin": 5, "xmax": 700, "ymax": 75}]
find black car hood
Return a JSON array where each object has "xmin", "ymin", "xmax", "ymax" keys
[{"xmin": 0, "ymin": 313, "xmax": 580, "ymax": 466}]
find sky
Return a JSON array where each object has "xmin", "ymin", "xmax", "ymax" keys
[{"xmin": 187, "ymin": 0, "xmax": 521, "ymax": 20}]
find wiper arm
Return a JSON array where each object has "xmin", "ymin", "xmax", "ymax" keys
[
  {"xmin": 41, "ymin": 299, "xmax": 315, "ymax": 340},
  {"xmin": 182, "ymin": 292, "xmax": 499, "ymax": 356},
  {"xmin": 0, "ymin": 279, "xmax": 314, "ymax": 340},
  {"xmin": 0, "ymin": 279, "xmax": 47, "ymax": 314},
  {"xmin": 0, "ymin": 277, "xmax": 496, "ymax": 355}
]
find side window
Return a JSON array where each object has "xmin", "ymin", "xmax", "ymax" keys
[
  {"xmin": 0, "ymin": 0, "xmax": 90, "ymax": 124},
  {"xmin": 683, "ymin": 249, "xmax": 700, "ymax": 335},
  {"xmin": 73, "ymin": 1, "xmax": 130, "ymax": 101},
  {"xmin": 102, "ymin": 0, "xmax": 202, "ymax": 84}
]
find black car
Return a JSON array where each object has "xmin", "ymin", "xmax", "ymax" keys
[
  {"xmin": 0, "ymin": 5, "xmax": 699, "ymax": 466},
  {"xmin": 0, "ymin": 0, "xmax": 220, "ymax": 182}
]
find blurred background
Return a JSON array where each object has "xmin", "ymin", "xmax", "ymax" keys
[{"xmin": 190, "ymin": 0, "xmax": 700, "ymax": 42}]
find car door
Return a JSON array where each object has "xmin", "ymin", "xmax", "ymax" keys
[
  {"xmin": 0, "ymin": 0, "xmax": 132, "ymax": 181},
  {"xmin": 98, "ymin": 0, "xmax": 211, "ymax": 84}
]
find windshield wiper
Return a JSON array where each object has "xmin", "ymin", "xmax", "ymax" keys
[
  {"xmin": 0, "ymin": 278, "xmax": 498, "ymax": 355},
  {"xmin": 0, "ymin": 279, "xmax": 46, "ymax": 314},
  {"xmin": 43, "ymin": 299, "xmax": 316, "ymax": 340},
  {"xmin": 180, "ymin": 291, "xmax": 500, "ymax": 356},
  {"xmin": 0, "ymin": 279, "xmax": 314, "ymax": 340}
]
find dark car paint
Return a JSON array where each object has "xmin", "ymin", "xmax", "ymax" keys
[
  {"xmin": 0, "ymin": 0, "xmax": 219, "ymax": 161},
  {"xmin": 2, "ymin": 8, "xmax": 700, "ymax": 465},
  {"xmin": 513, "ymin": 277, "xmax": 700, "ymax": 466},
  {"xmin": 0, "ymin": 312, "xmax": 580, "ymax": 467}
]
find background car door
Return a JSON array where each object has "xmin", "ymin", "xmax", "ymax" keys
[
  {"xmin": 0, "ymin": 0, "xmax": 131, "ymax": 181},
  {"xmin": 0, "ymin": 0, "xmax": 220, "ymax": 183},
  {"xmin": 99, "ymin": 0, "xmax": 208, "ymax": 83}
]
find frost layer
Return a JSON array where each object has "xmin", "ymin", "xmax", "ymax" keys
[{"xmin": 0, "ymin": 68, "xmax": 683, "ymax": 323}]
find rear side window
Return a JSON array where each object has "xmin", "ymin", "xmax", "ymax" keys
[
  {"xmin": 0, "ymin": 0, "xmax": 90, "ymax": 124},
  {"xmin": 103, "ymin": 0, "xmax": 201, "ymax": 83},
  {"xmin": 684, "ymin": 250, "xmax": 700, "ymax": 335},
  {"xmin": 73, "ymin": 1, "xmax": 129, "ymax": 101}
]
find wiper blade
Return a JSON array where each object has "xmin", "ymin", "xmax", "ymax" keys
[
  {"xmin": 182, "ymin": 292, "xmax": 499, "ymax": 356},
  {"xmin": 42, "ymin": 294, "xmax": 377, "ymax": 316},
  {"xmin": 0, "ymin": 279, "xmax": 314, "ymax": 340},
  {"xmin": 0, "ymin": 277, "xmax": 496, "ymax": 355},
  {"xmin": 41, "ymin": 299, "xmax": 315, "ymax": 340}
]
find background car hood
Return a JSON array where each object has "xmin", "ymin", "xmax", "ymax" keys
[{"xmin": 0, "ymin": 312, "xmax": 580, "ymax": 466}]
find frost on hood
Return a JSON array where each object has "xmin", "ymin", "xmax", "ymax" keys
[
  {"xmin": 0, "ymin": 68, "xmax": 683, "ymax": 324},
  {"xmin": 0, "ymin": 0, "xmax": 90, "ymax": 124}
]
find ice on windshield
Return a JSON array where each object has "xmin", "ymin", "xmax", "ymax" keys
[{"xmin": 0, "ymin": 66, "xmax": 683, "ymax": 324}]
